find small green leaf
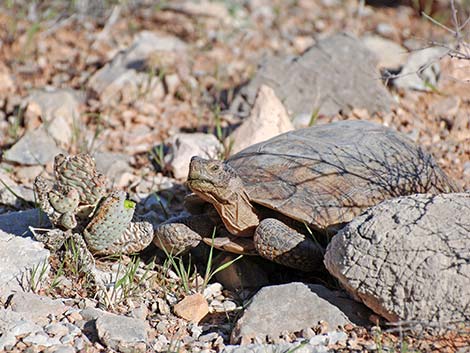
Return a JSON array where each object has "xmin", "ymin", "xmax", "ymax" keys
[{"xmin": 124, "ymin": 199, "xmax": 136, "ymax": 209}]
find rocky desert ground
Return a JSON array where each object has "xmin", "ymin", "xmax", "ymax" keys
[{"xmin": 0, "ymin": 0, "xmax": 469, "ymax": 352}]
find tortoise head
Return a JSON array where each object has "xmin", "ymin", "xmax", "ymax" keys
[
  {"xmin": 187, "ymin": 156, "xmax": 243, "ymax": 203},
  {"xmin": 186, "ymin": 156, "xmax": 259, "ymax": 235}
]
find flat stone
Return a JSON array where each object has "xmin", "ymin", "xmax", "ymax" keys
[
  {"xmin": 44, "ymin": 323, "xmax": 69, "ymax": 337},
  {"xmin": 173, "ymin": 293, "xmax": 209, "ymax": 323},
  {"xmin": 9, "ymin": 320, "xmax": 43, "ymax": 336},
  {"xmin": 0, "ymin": 229, "xmax": 50, "ymax": 295},
  {"xmin": 164, "ymin": 133, "xmax": 223, "ymax": 179},
  {"xmin": 231, "ymin": 33, "xmax": 393, "ymax": 119},
  {"xmin": 231, "ymin": 282, "xmax": 363, "ymax": 344},
  {"xmin": 3, "ymin": 127, "xmax": 63, "ymax": 165},
  {"xmin": 10, "ymin": 292, "xmax": 68, "ymax": 326},
  {"xmin": 393, "ymin": 47, "xmax": 448, "ymax": 91},
  {"xmin": 95, "ymin": 313, "xmax": 149, "ymax": 353},
  {"xmin": 23, "ymin": 331, "xmax": 60, "ymax": 346},
  {"xmin": 325, "ymin": 193, "xmax": 470, "ymax": 325},
  {"xmin": 228, "ymin": 85, "xmax": 294, "ymax": 155}
]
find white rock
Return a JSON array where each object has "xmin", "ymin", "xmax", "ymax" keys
[
  {"xmin": 164, "ymin": 133, "xmax": 223, "ymax": 179},
  {"xmin": 44, "ymin": 323, "xmax": 69, "ymax": 338},
  {"xmin": 0, "ymin": 229, "xmax": 50, "ymax": 295},
  {"xmin": 0, "ymin": 332, "xmax": 17, "ymax": 351},
  {"xmin": 203, "ymin": 282, "xmax": 223, "ymax": 299},
  {"xmin": 393, "ymin": 47, "xmax": 449, "ymax": 91},
  {"xmin": 10, "ymin": 320, "xmax": 43, "ymax": 336},
  {"xmin": 228, "ymin": 85, "xmax": 294, "ymax": 155}
]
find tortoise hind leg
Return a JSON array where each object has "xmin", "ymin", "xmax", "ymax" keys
[{"xmin": 254, "ymin": 218, "xmax": 325, "ymax": 272}]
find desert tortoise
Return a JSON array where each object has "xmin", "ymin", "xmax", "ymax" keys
[{"xmin": 154, "ymin": 120, "xmax": 460, "ymax": 271}]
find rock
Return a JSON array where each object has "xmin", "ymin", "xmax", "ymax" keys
[
  {"xmin": 202, "ymin": 282, "xmax": 223, "ymax": 300},
  {"xmin": 23, "ymin": 89, "xmax": 85, "ymax": 146},
  {"xmin": 88, "ymin": 31, "xmax": 186, "ymax": 104},
  {"xmin": 0, "ymin": 330, "xmax": 18, "ymax": 351},
  {"xmin": 95, "ymin": 313, "xmax": 149, "ymax": 353},
  {"xmin": 164, "ymin": 133, "xmax": 223, "ymax": 179},
  {"xmin": 0, "ymin": 169, "xmax": 35, "ymax": 207},
  {"xmin": 93, "ymin": 152, "xmax": 132, "ymax": 186},
  {"xmin": 231, "ymin": 282, "xmax": 366, "ymax": 344},
  {"xmin": 228, "ymin": 85, "xmax": 294, "ymax": 155},
  {"xmin": 393, "ymin": 47, "xmax": 448, "ymax": 91},
  {"xmin": 222, "ymin": 342, "xmax": 328, "ymax": 353},
  {"xmin": 231, "ymin": 33, "xmax": 393, "ymax": 120},
  {"xmin": 0, "ymin": 209, "xmax": 50, "ymax": 236},
  {"xmin": 44, "ymin": 323, "xmax": 69, "ymax": 338},
  {"xmin": 173, "ymin": 293, "xmax": 209, "ymax": 323},
  {"xmin": 362, "ymin": 35, "xmax": 408, "ymax": 70},
  {"xmin": 324, "ymin": 193, "xmax": 470, "ymax": 325},
  {"xmin": 23, "ymin": 331, "xmax": 60, "ymax": 346},
  {"xmin": 0, "ymin": 229, "xmax": 50, "ymax": 295},
  {"xmin": 9, "ymin": 292, "xmax": 68, "ymax": 325},
  {"xmin": 45, "ymin": 345, "xmax": 76, "ymax": 353},
  {"xmin": 3, "ymin": 127, "xmax": 63, "ymax": 165}
]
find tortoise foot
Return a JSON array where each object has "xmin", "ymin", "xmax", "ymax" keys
[
  {"xmin": 254, "ymin": 218, "xmax": 324, "ymax": 272},
  {"xmin": 153, "ymin": 215, "xmax": 207, "ymax": 255}
]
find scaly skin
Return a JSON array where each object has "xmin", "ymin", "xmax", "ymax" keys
[{"xmin": 154, "ymin": 156, "xmax": 324, "ymax": 271}]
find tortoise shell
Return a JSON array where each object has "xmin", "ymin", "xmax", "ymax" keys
[{"xmin": 226, "ymin": 120, "xmax": 459, "ymax": 231}]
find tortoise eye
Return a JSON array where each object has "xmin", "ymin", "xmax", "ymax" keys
[{"xmin": 210, "ymin": 164, "xmax": 220, "ymax": 172}]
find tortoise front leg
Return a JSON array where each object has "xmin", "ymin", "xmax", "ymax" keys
[
  {"xmin": 254, "ymin": 218, "xmax": 325, "ymax": 272},
  {"xmin": 153, "ymin": 215, "xmax": 219, "ymax": 255}
]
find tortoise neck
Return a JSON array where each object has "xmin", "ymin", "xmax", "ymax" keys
[{"xmin": 215, "ymin": 190, "xmax": 260, "ymax": 236}]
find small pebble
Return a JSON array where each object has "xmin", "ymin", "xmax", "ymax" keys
[
  {"xmin": 199, "ymin": 332, "xmax": 219, "ymax": 342},
  {"xmin": 60, "ymin": 334, "xmax": 75, "ymax": 345},
  {"xmin": 66, "ymin": 311, "xmax": 83, "ymax": 324},
  {"xmin": 44, "ymin": 323, "xmax": 69, "ymax": 338}
]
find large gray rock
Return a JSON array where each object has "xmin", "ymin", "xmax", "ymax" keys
[
  {"xmin": 0, "ymin": 229, "xmax": 50, "ymax": 295},
  {"xmin": 3, "ymin": 127, "xmax": 63, "ymax": 165},
  {"xmin": 325, "ymin": 193, "xmax": 470, "ymax": 325},
  {"xmin": 231, "ymin": 33, "xmax": 393, "ymax": 119},
  {"xmin": 231, "ymin": 282, "xmax": 371, "ymax": 344},
  {"xmin": 95, "ymin": 313, "xmax": 149, "ymax": 353}
]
